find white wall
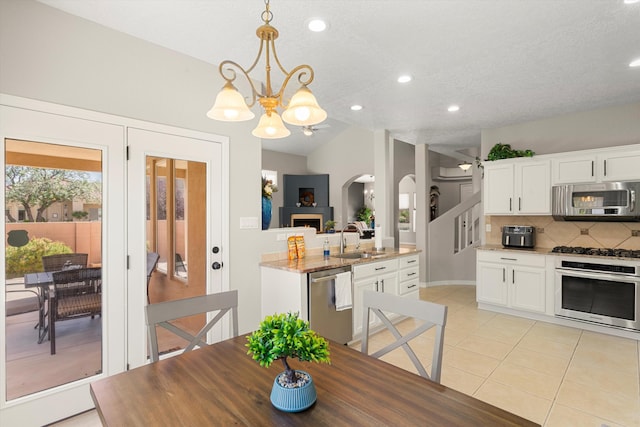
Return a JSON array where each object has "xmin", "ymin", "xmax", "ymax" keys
[
  {"xmin": 306, "ymin": 126, "xmax": 375, "ymax": 228},
  {"xmin": 0, "ymin": 0, "xmax": 263, "ymax": 333},
  {"xmin": 481, "ymin": 102, "xmax": 640, "ymax": 158}
]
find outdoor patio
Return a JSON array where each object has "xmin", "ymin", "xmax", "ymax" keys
[{"xmin": 5, "ymin": 305, "xmax": 102, "ymax": 400}]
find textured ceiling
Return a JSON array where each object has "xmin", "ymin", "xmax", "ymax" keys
[{"xmin": 38, "ymin": 0, "xmax": 640, "ymax": 156}]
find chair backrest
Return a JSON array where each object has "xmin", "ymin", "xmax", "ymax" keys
[
  {"xmin": 51, "ymin": 267, "xmax": 102, "ymax": 316},
  {"xmin": 145, "ymin": 290, "xmax": 239, "ymax": 362},
  {"xmin": 147, "ymin": 252, "xmax": 160, "ymax": 279},
  {"xmin": 42, "ymin": 253, "xmax": 88, "ymax": 272},
  {"xmin": 361, "ymin": 290, "xmax": 447, "ymax": 383}
]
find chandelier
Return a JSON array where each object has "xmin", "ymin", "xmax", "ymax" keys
[{"xmin": 207, "ymin": 0, "xmax": 327, "ymax": 139}]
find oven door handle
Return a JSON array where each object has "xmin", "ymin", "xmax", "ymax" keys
[
  {"xmin": 630, "ymin": 189, "xmax": 636, "ymax": 212},
  {"xmin": 556, "ymin": 268, "xmax": 640, "ymax": 282}
]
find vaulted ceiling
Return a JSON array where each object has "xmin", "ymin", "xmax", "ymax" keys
[{"xmin": 38, "ymin": 0, "xmax": 640, "ymax": 156}]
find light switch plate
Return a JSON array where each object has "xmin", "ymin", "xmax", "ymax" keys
[
  {"xmin": 239, "ymin": 217, "xmax": 259, "ymax": 229},
  {"xmin": 485, "ymin": 224, "xmax": 491, "ymax": 232}
]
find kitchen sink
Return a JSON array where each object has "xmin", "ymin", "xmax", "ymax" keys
[{"xmin": 332, "ymin": 251, "xmax": 385, "ymax": 259}]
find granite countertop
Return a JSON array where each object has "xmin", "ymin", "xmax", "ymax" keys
[
  {"xmin": 260, "ymin": 248, "xmax": 421, "ymax": 274},
  {"xmin": 477, "ymin": 244, "xmax": 552, "ymax": 255}
]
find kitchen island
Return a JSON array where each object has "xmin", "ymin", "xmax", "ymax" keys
[{"xmin": 260, "ymin": 248, "xmax": 420, "ymax": 342}]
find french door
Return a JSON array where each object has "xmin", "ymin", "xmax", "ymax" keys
[
  {"xmin": 0, "ymin": 96, "xmax": 229, "ymax": 425},
  {"xmin": 0, "ymin": 99, "xmax": 126, "ymax": 425},
  {"xmin": 125, "ymin": 127, "xmax": 228, "ymax": 368}
]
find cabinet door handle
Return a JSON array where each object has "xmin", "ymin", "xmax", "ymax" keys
[
  {"xmin": 375, "ymin": 280, "xmax": 379, "ymax": 292},
  {"xmin": 604, "ymin": 159, "xmax": 607, "ymax": 176},
  {"xmin": 518, "ymin": 197, "xmax": 521, "ymax": 211},
  {"xmin": 591, "ymin": 161, "xmax": 594, "ymax": 177},
  {"xmin": 380, "ymin": 279, "xmax": 385, "ymax": 293},
  {"xmin": 512, "ymin": 270, "xmax": 515, "ymax": 284},
  {"xmin": 500, "ymin": 257, "xmax": 517, "ymax": 261},
  {"xmin": 509, "ymin": 198, "xmax": 512, "ymax": 212},
  {"xmin": 502, "ymin": 268, "xmax": 506, "ymax": 282},
  {"xmin": 407, "ymin": 284, "xmax": 417, "ymax": 289},
  {"xmin": 375, "ymin": 266, "xmax": 386, "ymax": 271},
  {"xmin": 407, "ymin": 272, "xmax": 417, "ymax": 277},
  {"xmin": 407, "ymin": 259, "xmax": 417, "ymax": 264}
]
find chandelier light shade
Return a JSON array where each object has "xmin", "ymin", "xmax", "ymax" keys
[
  {"xmin": 206, "ymin": 82, "xmax": 256, "ymax": 121},
  {"xmin": 281, "ymin": 86, "xmax": 327, "ymax": 126},
  {"xmin": 458, "ymin": 162, "xmax": 472, "ymax": 171},
  {"xmin": 252, "ymin": 112, "xmax": 291, "ymax": 139},
  {"xmin": 207, "ymin": 0, "xmax": 326, "ymax": 139}
]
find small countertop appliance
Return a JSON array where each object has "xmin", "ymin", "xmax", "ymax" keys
[{"xmin": 502, "ymin": 225, "xmax": 535, "ymax": 248}]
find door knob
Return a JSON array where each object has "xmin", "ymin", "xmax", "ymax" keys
[{"xmin": 212, "ymin": 262, "xmax": 222, "ymax": 270}]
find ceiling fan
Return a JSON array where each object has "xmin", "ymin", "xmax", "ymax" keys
[{"xmin": 301, "ymin": 123, "xmax": 330, "ymax": 136}]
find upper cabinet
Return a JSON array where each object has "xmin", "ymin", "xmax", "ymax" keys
[
  {"xmin": 484, "ymin": 159, "xmax": 550, "ymax": 215},
  {"xmin": 552, "ymin": 149, "xmax": 640, "ymax": 184}
]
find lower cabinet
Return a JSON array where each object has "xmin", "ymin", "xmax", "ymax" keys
[
  {"xmin": 352, "ymin": 255, "xmax": 420, "ymax": 338},
  {"xmin": 476, "ymin": 250, "xmax": 546, "ymax": 313},
  {"xmin": 353, "ymin": 270, "xmax": 398, "ymax": 337}
]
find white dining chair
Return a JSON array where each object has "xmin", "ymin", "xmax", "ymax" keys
[
  {"xmin": 145, "ymin": 290, "xmax": 238, "ymax": 362},
  {"xmin": 361, "ymin": 290, "xmax": 447, "ymax": 383}
]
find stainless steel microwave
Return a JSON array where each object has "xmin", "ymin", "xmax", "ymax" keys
[{"xmin": 552, "ymin": 181, "xmax": 640, "ymax": 221}]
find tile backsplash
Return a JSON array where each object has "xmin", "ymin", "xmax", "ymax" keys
[{"xmin": 486, "ymin": 216, "xmax": 640, "ymax": 250}]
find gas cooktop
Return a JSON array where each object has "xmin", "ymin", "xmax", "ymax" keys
[{"xmin": 551, "ymin": 246, "xmax": 640, "ymax": 259}]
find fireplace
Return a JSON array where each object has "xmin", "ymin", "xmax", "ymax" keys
[
  {"xmin": 279, "ymin": 174, "xmax": 333, "ymax": 229},
  {"xmin": 291, "ymin": 214, "xmax": 323, "ymax": 232}
]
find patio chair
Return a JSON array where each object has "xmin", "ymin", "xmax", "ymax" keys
[
  {"xmin": 146, "ymin": 252, "xmax": 160, "ymax": 303},
  {"xmin": 42, "ymin": 253, "xmax": 88, "ymax": 272},
  {"xmin": 145, "ymin": 290, "xmax": 238, "ymax": 362},
  {"xmin": 5, "ymin": 230, "xmax": 40, "ymax": 316},
  {"xmin": 361, "ymin": 290, "xmax": 447, "ymax": 383},
  {"xmin": 49, "ymin": 267, "xmax": 102, "ymax": 355}
]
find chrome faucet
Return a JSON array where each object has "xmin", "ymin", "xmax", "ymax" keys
[{"xmin": 339, "ymin": 223, "xmax": 351, "ymax": 254}]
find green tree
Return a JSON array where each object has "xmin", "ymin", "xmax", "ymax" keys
[{"xmin": 5, "ymin": 166, "xmax": 100, "ymax": 222}]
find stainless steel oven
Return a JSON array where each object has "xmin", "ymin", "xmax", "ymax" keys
[{"xmin": 555, "ymin": 256, "xmax": 640, "ymax": 331}]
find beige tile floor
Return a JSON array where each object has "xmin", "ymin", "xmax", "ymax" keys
[
  {"xmin": 54, "ymin": 285, "xmax": 640, "ymax": 426},
  {"xmin": 353, "ymin": 285, "xmax": 640, "ymax": 427}
]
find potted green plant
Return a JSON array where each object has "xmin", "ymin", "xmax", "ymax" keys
[
  {"xmin": 356, "ymin": 206, "xmax": 373, "ymax": 227},
  {"xmin": 246, "ymin": 312, "xmax": 330, "ymax": 412},
  {"xmin": 486, "ymin": 143, "xmax": 535, "ymax": 161},
  {"xmin": 324, "ymin": 220, "xmax": 336, "ymax": 233}
]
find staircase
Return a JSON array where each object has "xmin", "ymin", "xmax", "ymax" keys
[{"xmin": 427, "ymin": 191, "xmax": 481, "ymax": 284}]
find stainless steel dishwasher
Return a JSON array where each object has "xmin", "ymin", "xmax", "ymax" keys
[{"xmin": 308, "ymin": 266, "xmax": 353, "ymax": 344}]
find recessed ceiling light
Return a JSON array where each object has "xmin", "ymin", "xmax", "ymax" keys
[
  {"xmin": 307, "ymin": 18, "xmax": 327, "ymax": 32},
  {"xmin": 397, "ymin": 75, "xmax": 412, "ymax": 83},
  {"xmin": 624, "ymin": 0, "xmax": 639, "ymax": 4},
  {"xmin": 448, "ymin": 105, "xmax": 460, "ymax": 112},
  {"xmin": 350, "ymin": 105, "xmax": 363, "ymax": 111},
  {"xmin": 630, "ymin": 58, "xmax": 640, "ymax": 67}
]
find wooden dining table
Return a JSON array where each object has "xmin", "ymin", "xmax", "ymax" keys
[{"xmin": 90, "ymin": 335, "xmax": 539, "ymax": 426}]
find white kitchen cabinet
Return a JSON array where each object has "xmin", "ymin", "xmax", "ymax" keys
[
  {"xmin": 551, "ymin": 155, "xmax": 597, "ymax": 184},
  {"xmin": 352, "ymin": 258, "xmax": 398, "ymax": 337},
  {"xmin": 398, "ymin": 254, "xmax": 419, "ymax": 296},
  {"xmin": 483, "ymin": 159, "xmax": 550, "ymax": 215},
  {"xmin": 476, "ymin": 250, "xmax": 546, "ymax": 314},
  {"xmin": 597, "ymin": 150, "xmax": 640, "ymax": 182},
  {"xmin": 552, "ymin": 150, "xmax": 640, "ymax": 184}
]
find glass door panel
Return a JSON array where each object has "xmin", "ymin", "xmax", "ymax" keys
[
  {"xmin": 4, "ymin": 139, "xmax": 103, "ymax": 399},
  {"xmin": 146, "ymin": 157, "xmax": 206, "ymax": 356}
]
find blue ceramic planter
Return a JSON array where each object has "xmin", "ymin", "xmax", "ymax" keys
[{"xmin": 270, "ymin": 370, "xmax": 317, "ymax": 412}]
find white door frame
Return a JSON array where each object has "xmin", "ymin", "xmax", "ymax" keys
[
  {"xmin": 126, "ymin": 126, "xmax": 229, "ymax": 369},
  {"xmin": 0, "ymin": 96, "xmax": 126, "ymax": 425},
  {"xmin": 0, "ymin": 94, "xmax": 230, "ymax": 425}
]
